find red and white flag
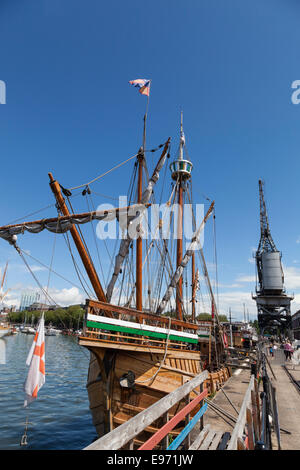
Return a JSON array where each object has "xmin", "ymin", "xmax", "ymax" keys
[
  {"xmin": 211, "ymin": 300, "xmax": 215, "ymax": 320},
  {"xmin": 24, "ymin": 314, "xmax": 45, "ymax": 407},
  {"xmin": 129, "ymin": 79, "xmax": 151, "ymax": 96}
]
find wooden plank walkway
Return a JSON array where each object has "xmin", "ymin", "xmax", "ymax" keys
[{"xmin": 201, "ymin": 362, "xmax": 252, "ymax": 435}]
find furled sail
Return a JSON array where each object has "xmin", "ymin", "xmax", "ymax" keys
[
  {"xmin": 156, "ymin": 201, "xmax": 215, "ymax": 315},
  {"xmin": 106, "ymin": 138, "xmax": 170, "ymax": 302},
  {"xmin": 0, "ymin": 205, "xmax": 148, "ymax": 244}
]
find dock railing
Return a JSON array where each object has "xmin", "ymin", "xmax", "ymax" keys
[
  {"xmin": 84, "ymin": 370, "xmax": 209, "ymax": 451},
  {"xmin": 227, "ymin": 341, "xmax": 281, "ymax": 450}
]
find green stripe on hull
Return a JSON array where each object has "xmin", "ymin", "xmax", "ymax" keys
[{"xmin": 86, "ymin": 320, "xmax": 198, "ymax": 344}]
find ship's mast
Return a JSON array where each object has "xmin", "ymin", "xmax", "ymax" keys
[
  {"xmin": 170, "ymin": 112, "xmax": 193, "ymax": 320},
  {"xmin": 191, "ymin": 253, "xmax": 196, "ymax": 322},
  {"xmin": 136, "ymin": 96, "xmax": 149, "ymax": 311},
  {"xmin": 136, "ymin": 148, "xmax": 143, "ymax": 311}
]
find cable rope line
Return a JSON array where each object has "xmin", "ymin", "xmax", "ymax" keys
[
  {"xmin": 134, "ymin": 316, "xmax": 172, "ymax": 384},
  {"xmin": 43, "ymin": 215, "xmax": 60, "ymax": 307},
  {"xmin": 5, "ymin": 190, "xmax": 84, "ymax": 227},
  {"xmin": 19, "ymin": 249, "xmax": 92, "ymax": 294},
  {"xmin": 14, "ymin": 246, "xmax": 59, "ymax": 308},
  {"xmin": 68, "ymin": 153, "xmax": 139, "ymax": 191},
  {"xmin": 65, "ymin": 141, "xmax": 169, "ymax": 193},
  {"xmin": 84, "ymin": 190, "xmax": 114, "ymax": 270},
  {"xmin": 84, "ymin": 193, "xmax": 106, "ymax": 285},
  {"xmin": 212, "ymin": 208, "xmax": 220, "ymax": 314},
  {"xmin": 62, "ymin": 231, "xmax": 95, "ymax": 299}
]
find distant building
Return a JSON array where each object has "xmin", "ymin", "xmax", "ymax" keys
[
  {"xmin": 19, "ymin": 291, "xmax": 40, "ymax": 311},
  {"xmin": 27, "ymin": 302, "xmax": 60, "ymax": 311},
  {"xmin": 0, "ymin": 305, "xmax": 16, "ymax": 314}
]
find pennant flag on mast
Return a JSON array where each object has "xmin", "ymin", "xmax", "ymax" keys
[
  {"xmin": 211, "ymin": 300, "xmax": 215, "ymax": 320},
  {"xmin": 129, "ymin": 79, "xmax": 151, "ymax": 96},
  {"xmin": 24, "ymin": 314, "xmax": 45, "ymax": 407}
]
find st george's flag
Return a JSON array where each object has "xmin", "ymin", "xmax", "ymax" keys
[
  {"xmin": 129, "ymin": 79, "xmax": 151, "ymax": 96},
  {"xmin": 24, "ymin": 314, "xmax": 45, "ymax": 407}
]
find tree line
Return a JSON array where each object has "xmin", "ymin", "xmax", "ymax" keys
[{"xmin": 8, "ymin": 305, "xmax": 85, "ymax": 330}]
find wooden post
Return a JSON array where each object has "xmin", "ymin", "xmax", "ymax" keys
[
  {"xmin": 200, "ymin": 382, "xmax": 204, "ymax": 430},
  {"xmin": 129, "ymin": 440, "xmax": 134, "ymax": 450},
  {"xmin": 208, "ymin": 326, "xmax": 212, "ymax": 368},
  {"xmin": 184, "ymin": 394, "xmax": 191, "ymax": 449},
  {"xmin": 162, "ymin": 412, "xmax": 169, "ymax": 449},
  {"xmin": 246, "ymin": 407, "xmax": 254, "ymax": 450},
  {"xmin": 210, "ymin": 374, "xmax": 215, "ymax": 395},
  {"xmin": 254, "ymin": 379, "xmax": 261, "ymax": 435},
  {"xmin": 237, "ymin": 437, "xmax": 246, "ymax": 450},
  {"xmin": 251, "ymin": 390, "xmax": 259, "ymax": 443},
  {"xmin": 48, "ymin": 173, "xmax": 106, "ymax": 302}
]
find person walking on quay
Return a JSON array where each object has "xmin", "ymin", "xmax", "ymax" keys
[
  {"xmin": 287, "ymin": 341, "xmax": 294, "ymax": 360},
  {"xmin": 284, "ymin": 341, "xmax": 293, "ymax": 361},
  {"xmin": 283, "ymin": 341, "xmax": 289, "ymax": 360}
]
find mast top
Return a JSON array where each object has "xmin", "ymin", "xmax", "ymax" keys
[{"xmin": 170, "ymin": 111, "xmax": 193, "ymax": 181}]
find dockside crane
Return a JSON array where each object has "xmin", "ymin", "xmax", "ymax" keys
[{"xmin": 253, "ymin": 180, "xmax": 293, "ymax": 339}]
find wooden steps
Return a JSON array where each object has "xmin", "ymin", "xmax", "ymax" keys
[{"xmin": 189, "ymin": 424, "xmax": 231, "ymax": 450}]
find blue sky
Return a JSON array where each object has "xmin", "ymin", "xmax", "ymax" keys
[{"xmin": 1, "ymin": 0, "xmax": 300, "ymax": 320}]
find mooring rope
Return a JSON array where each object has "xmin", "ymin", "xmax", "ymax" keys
[{"xmin": 134, "ymin": 316, "xmax": 172, "ymax": 384}]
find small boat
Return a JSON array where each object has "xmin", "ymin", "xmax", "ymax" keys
[
  {"xmin": 22, "ymin": 326, "xmax": 36, "ymax": 335},
  {"xmin": 45, "ymin": 327, "xmax": 61, "ymax": 336}
]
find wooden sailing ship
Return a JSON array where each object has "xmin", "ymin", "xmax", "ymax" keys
[{"xmin": 0, "ymin": 109, "xmax": 230, "ymax": 445}]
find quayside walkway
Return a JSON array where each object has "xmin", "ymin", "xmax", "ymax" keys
[{"xmin": 267, "ymin": 348, "xmax": 300, "ymax": 450}]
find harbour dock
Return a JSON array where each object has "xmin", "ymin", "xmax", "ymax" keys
[{"xmin": 84, "ymin": 344, "xmax": 300, "ymax": 450}]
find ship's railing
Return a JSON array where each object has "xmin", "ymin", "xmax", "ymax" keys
[
  {"xmin": 82, "ymin": 299, "xmax": 203, "ymax": 350},
  {"xmin": 84, "ymin": 370, "xmax": 209, "ymax": 450}
]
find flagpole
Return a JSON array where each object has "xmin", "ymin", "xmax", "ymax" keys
[
  {"xmin": 136, "ymin": 81, "xmax": 150, "ymax": 312},
  {"xmin": 129, "ymin": 78, "xmax": 151, "ymax": 312}
]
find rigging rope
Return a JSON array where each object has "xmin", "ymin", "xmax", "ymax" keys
[
  {"xmin": 14, "ymin": 247, "xmax": 59, "ymax": 307},
  {"xmin": 68, "ymin": 153, "xmax": 139, "ymax": 191},
  {"xmin": 134, "ymin": 316, "xmax": 172, "ymax": 384},
  {"xmin": 66, "ymin": 141, "xmax": 168, "ymax": 192},
  {"xmin": 19, "ymin": 249, "xmax": 90, "ymax": 293}
]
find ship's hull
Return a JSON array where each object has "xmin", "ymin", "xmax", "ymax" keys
[{"xmin": 80, "ymin": 338, "xmax": 230, "ymax": 446}]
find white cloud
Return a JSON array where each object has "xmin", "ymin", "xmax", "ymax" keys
[
  {"xmin": 198, "ymin": 290, "xmax": 257, "ymax": 322},
  {"xmin": 46, "ymin": 287, "xmax": 85, "ymax": 307},
  {"xmin": 235, "ymin": 275, "xmax": 256, "ymax": 283},
  {"xmin": 282, "ymin": 265, "xmax": 300, "ymax": 291},
  {"xmin": 1, "ymin": 284, "xmax": 86, "ymax": 309},
  {"xmin": 218, "ymin": 283, "xmax": 242, "ymax": 288},
  {"xmin": 30, "ymin": 265, "xmax": 47, "ymax": 273}
]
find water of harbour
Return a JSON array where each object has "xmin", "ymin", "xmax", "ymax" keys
[{"xmin": 0, "ymin": 332, "xmax": 97, "ymax": 450}]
